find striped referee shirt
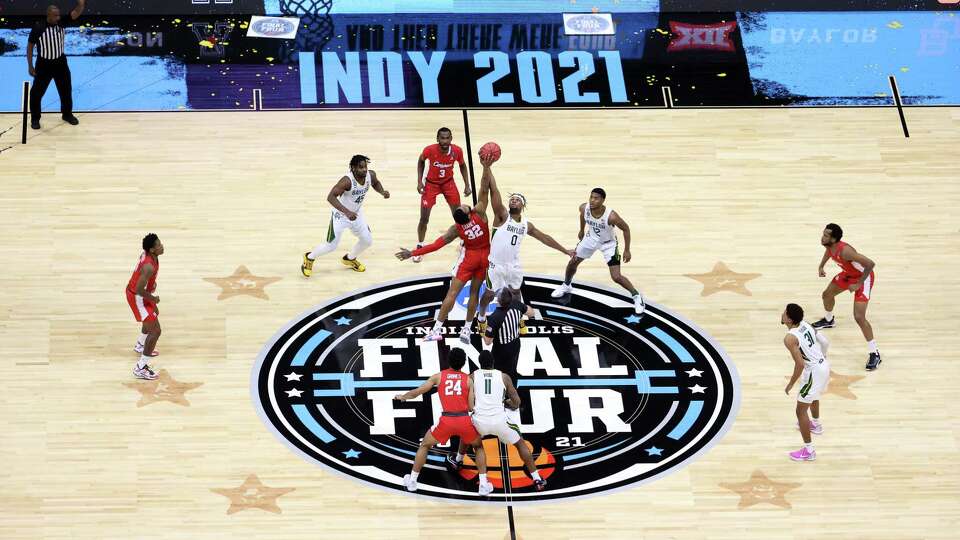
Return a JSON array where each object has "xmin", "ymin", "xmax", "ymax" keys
[
  {"xmin": 28, "ymin": 19, "xmax": 74, "ymax": 60},
  {"xmin": 485, "ymin": 300, "xmax": 527, "ymax": 345}
]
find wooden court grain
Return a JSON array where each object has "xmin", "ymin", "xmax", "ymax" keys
[{"xmin": 0, "ymin": 107, "xmax": 957, "ymax": 539}]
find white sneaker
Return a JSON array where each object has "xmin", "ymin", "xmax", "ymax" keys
[
  {"xmin": 422, "ymin": 330, "xmax": 443, "ymax": 343},
  {"xmin": 459, "ymin": 326, "xmax": 471, "ymax": 344},
  {"xmin": 133, "ymin": 365, "xmax": 158, "ymax": 380},
  {"xmin": 550, "ymin": 283, "xmax": 572, "ymax": 298},
  {"xmin": 402, "ymin": 474, "xmax": 418, "ymax": 492},
  {"xmin": 478, "ymin": 481, "xmax": 494, "ymax": 496},
  {"xmin": 633, "ymin": 294, "xmax": 646, "ymax": 315}
]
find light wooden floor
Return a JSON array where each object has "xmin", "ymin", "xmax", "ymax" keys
[{"xmin": 1, "ymin": 107, "xmax": 958, "ymax": 539}]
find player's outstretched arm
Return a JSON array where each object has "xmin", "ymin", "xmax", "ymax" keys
[
  {"xmin": 416, "ymin": 151, "xmax": 426, "ymax": 194},
  {"xmin": 487, "ymin": 165, "xmax": 507, "ymax": 223},
  {"xmin": 370, "ymin": 170, "xmax": 390, "ymax": 199},
  {"xmin": 528, "ymin": 221, "xmax": 575, "ymax": 257},
  {"xmin": 459, "ymin": 159, "xmax": 472, "ymax": 196},
  {"xmin": 397, "ymin": 225, "xmax": 459, "ymax": 260},
  {"xmin": 609, "ymin": 211, "xmax": 632, "ymax": 263},
  {"xmin": 71, "ymin": 0, "xmax": 86, "ymax": 20},
  {"xmin": 394, "ymin": 374, "xmax": 440, "ymax": 401},
  {"xmin": 327, "ymin": 176, "xmax": 356, "ymax": 218},
  {"xmin": 474, "ymin": 159, "xmax": 494, "ymax": 217}
]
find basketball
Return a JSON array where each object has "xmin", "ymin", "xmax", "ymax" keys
[{"xmin": 478, "ymin": 142, "xmax": 502, "ymax": 163}]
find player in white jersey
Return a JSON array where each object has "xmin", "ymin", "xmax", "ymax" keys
[
  {"xmin": 475, "ymin": 164, "xmax": 573, "ymax": 336},
  {"xmin": 302, "ymin": 155, "xmax": 390, "ymax": 275},
  {"xmin": 550, "ymin": 188, "xmax": 645, "ymax": 314},
  {"xmin": 446, "ymin": 351, "xmax": 547, "ymax": 491},
  {"xmin": 782, "ymin": 303, "xmax": 831, "ymax": 462}
]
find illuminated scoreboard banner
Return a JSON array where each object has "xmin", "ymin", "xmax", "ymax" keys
[{"xmin": 294, "ymin": 13, "xmax": 662, "ymax": 107}]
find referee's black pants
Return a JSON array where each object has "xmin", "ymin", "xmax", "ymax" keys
[
  {"xmin": 492, "ymin": 339, "xmax": 521, "ymax": 386},
  {"xmin": 30, "ymin": 56, "xmax": 73, "ymax": 122}
]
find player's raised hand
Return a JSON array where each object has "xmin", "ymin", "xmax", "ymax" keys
[
  {"xmin": 479, "ymin": 156, "xmax": 495, "ymax": 168},
  {"xmin": 395, "ymin": 248, "xmax": 413, "ymax": 261}
]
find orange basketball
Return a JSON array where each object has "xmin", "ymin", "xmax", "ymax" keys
[
  {"xmin": 459, "ymin": 438, "xmax": 556, "ymax": 488},
  {"xmin": 478, "ymin": 142, "xmax": 501, "ymax": 163}
]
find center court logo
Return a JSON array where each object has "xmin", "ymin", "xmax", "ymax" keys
[{"xmin": 252, "ymin": 275, "xmax": 740, "ymax": 503}]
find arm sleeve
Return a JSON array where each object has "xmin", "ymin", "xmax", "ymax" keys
[{"xmin": 411, "ymin": 236, "xmax": 447, "ymax": 257}]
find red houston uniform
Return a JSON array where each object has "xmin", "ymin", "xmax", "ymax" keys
[
  {"xmin": 429, "ymin": 368, "xmax": 480, "ymax": 444},
  {"xmin": 421, "ymin": 143, "xmax": 464, "ymax": 209},
  {"xmin": 829, "ymin": 241, "xmax": 875, "ymax": 303},
  {"xmin": 452, "ymin": 211, "xmax": 490, "ymax": 282},
  {"xmin": 126, "ymin": 251, "xmax": 159, "ymax": 322}
]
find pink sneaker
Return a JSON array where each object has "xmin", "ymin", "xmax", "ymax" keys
[
  {"xmin": 421, "ymin": 331, "xmax": 443, "ymax": 343},
  {"xmin": 789, "ymin": 447, "xmax": 816, "ymax": 461},
  {"xmin": 796, "ymin": 421, "xmax": 823, "ymax": 435}
]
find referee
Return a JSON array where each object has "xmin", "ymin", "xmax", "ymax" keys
[
  {"xmin": 27, "ymin": 1, "xmax": 85, "ymax": 130},
  {"xmin": 483, "ymin": 288, "xmax": 533, "ymax": 385}
]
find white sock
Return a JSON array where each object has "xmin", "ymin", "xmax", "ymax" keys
[
  {"xmin": 804, "ymin": 442, "xmax": 814, "ymax": 452},
  {"xmin": 410, "ymin": 471, "xmax": 419, "ymax": 482},
  {"xmin": 455, "ymin": 452, "xmax": 464, "ymax": 463},
  {"xmin": 868, "ymin": 340, "xmax": 878, "ymax": 353},
  {"xmin": 136, "ymin": 333, "xmax": 148, "ymax": 347},
  {"xmin": 137, "ymin": 355, "xmax": 148, "ymax": 369},
  {"xmin": 810, "ymin": 417, "xmax": 820, "ymax": 426},
  {"xmin": 478, "ymin": 315, "xmax": 486, "ymax": 323},
  {"xmin": 531, "ymin": 471, "xmax": 542, "ymax": 481},
  {"xmin": 825, "ymin": 311, "xmax": 834, "ymax": 321},
  {"xmin": 431, "ymin": 319, "xmax": 444, "ymax": 332},
  {"xmin": 479, "ymin": 473, "xmax": 488, "ymax": 484}
]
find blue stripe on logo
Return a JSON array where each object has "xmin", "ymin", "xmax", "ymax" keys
[
  {"xmin": 646, "ymin": 327, "xmax": 695, "ymax": 363},
  {"xmin": 292, "ymin": 404, "xmax": 336, "ymax": 443},
  {"xmin": 667, "ymin": 401, "xmax": 704, "ymax": 440}
]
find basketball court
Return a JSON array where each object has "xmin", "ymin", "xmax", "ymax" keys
[{"xmin": 1, "ymin": 1, "xmax": 959, "ymax": 538}]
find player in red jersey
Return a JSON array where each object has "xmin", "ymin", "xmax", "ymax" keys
[
  {"xmin": 812, "ymin": 223, "xmax": 881, "ymax": 370},
  {"xmin": 126, "ymin": 233, "xmax": 163, "ymax": 380},
  {"xmin": 414, "ymin": 127, "xmax": 471, "ymax": 263},
  {"xmin": 394, "ymin": 348, "xmax": 492, "ymax": 496},
  {"xmin": 396, "ymin": 156, "xmax": 495, "ymax": 344}
]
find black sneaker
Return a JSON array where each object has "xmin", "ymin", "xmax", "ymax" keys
[
  {"xmin": 30, "ymin": 120, "xmax": 40, "ymax": 130},
  {"xmin": 866, "ymin": 352, "xmax": 882, "ymax": 371},
  {"xmin": 811, "ymin": 317, "xmax": 836, "ymax": 329},
  {"xmin": 534, "ymin": 478, "xmax": 547, "ymax": 491},
  {"xmin": 62, "ymin": 114, "xmax": 79, "ymax": 125},
  {"xmin": 445, "ymin": 454, "xmax": 463, "ymax": 471}
]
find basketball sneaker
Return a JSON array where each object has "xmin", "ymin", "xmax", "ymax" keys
[
  {"xmin": 446, "ymin": 455, "xmax": 463, "ymax": 471},
  {"xmin": 422, "ymin": 330, "xmax": 443, "ymax": 343},
  {"xmin": 341, "ymin": 254, "xmax": 366, "ymax": 272},
  {"xmin": 402, "ymin": 474, "xmax": 418, "ymax": 492},
  {"xmin": 412, "ymin": 243, "xmax": 423, "ymax": 263},
  {"xmin": 133, "ymin": 365, "xmax": 158, "ymax": 380},
  {"xmin": 633, "ymin": 293, "xmax": 646, "ymax": 315},
  {"xmin": 133, "ymin": 344, "xmax": 159, "ymax": 357},
  {"xmin": 301, "ymin": 252, "xmax": 314, "ymax": 277},
  {"xmin": 866, "ymin": 351, "xmax": 882, "ymax": 371},
  {"xmin": 811, "ymin": 317, "xmax": 836, "ymax": 329},
  {"xmin": 788, "ymin": 447, "xmax": 816, "ymax": 461},
  {"xmin": 550, "ymin": 283, "xmax": 572, "ymax": 298},
  {"xmin": 534, "ymin": 478, "xmax": 547, "ymax": 491},
  {"xmin": 459, "ymin": 325, "xmax": 471, "ymax": 344},
  {"xmin": 478, "ymin": 481, "xmax": 494, "ymax": 496}
]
